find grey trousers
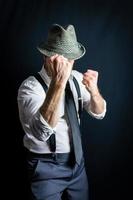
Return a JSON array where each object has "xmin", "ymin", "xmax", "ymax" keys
[{"xmin": 27, "ymin": 154, "xmax": 89, "ymax": 200}]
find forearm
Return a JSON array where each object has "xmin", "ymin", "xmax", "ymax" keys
[
  {"xmin": 40, "ymin": 54, "xmax": 74, "ymax": 127},
  {"xmin": 40, "ymin": 80, "xmax": 65, "ymax": 128},
  {"xmin": 89, "ymin": 89, "xmax": 105, "ymax": 114}
]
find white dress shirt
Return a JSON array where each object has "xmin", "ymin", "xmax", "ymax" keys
[{"xmin": 17, "ymin": 66, "xmax": 106, "ymax": 153}]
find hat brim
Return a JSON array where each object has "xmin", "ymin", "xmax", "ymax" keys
[{"xmin": 37, "ymin": 43, "xmax": 86, "ymax": 60}]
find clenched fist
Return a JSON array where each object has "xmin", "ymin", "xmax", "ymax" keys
[
  {"xmin": 82, "ymin": 69, "xmax": 99, "ymax": 95},
  {"xmin": 45, "ymin": 54, "xmax": 74, "ymax": 87}
]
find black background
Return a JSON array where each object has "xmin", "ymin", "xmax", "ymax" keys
[{"xmin": 0, "ymin": 0, "xmax": 133, "ymax": 199}]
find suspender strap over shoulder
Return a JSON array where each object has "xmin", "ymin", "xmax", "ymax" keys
[{"xmin": 34, "ymin": 73, "xmax": 48, "ymax": 92}]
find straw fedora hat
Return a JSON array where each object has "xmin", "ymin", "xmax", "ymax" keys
[{"xmin": 37, "ymin": 24, "xmax": 86, "ymax": 60}]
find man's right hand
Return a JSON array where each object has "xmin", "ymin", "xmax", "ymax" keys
[
  {"xmin": 46, "ymin": 54, "xmax": 74, "ymax": 88},
  {"xmin": 40, "ymin": 55, "xmax": 74, "ymax": 127}
]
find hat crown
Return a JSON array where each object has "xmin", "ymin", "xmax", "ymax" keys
[
  {"xmin": 37, "ymin": 24, "xmax": 86, "ymax": 60},
  {"xmin": 46, "ymin": 24, "xmax": 78, "ymax": 48}
]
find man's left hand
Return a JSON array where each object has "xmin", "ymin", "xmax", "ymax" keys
[{"xmin": 82, "ymin": 69, "xmax": 99, "ymax": 95}]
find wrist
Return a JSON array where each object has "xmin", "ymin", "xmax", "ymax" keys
[
  {"xmin": 90, "ymin": 87, "xmax": 100, "ymax": 97},
  {"xmin": 91, "ymin": 93, "xmax": 101, "ymax": 99},
  {"xmin": 51, "ymin": 78, "xmax": 66, "ymax": 90}
]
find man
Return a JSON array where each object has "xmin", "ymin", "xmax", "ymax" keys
[{"xmin": 17, "ymin": 24, "xmax": 106, "ymax": 200}]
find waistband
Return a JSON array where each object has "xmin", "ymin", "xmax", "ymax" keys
[{"xmin": 26, "ymin": 151, "xmax": 73, "ymax": 163}]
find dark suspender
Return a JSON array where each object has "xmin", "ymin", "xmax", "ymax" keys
[
  {"xmin": 35, "ymin": 73, "xmax": 48, "ymax": 92},
  {"xmin": 34, "ymin": 73, "xmax": 83, "ymax": 152},
  {"xmin": 73, "ymin": 76, "xmax": 82, "ymax": 120}
]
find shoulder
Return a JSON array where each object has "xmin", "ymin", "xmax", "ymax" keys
[
  {"xmin": 71, "ymin": 70, "xmax": 86, "ymax": 93},
  {"xmin": 19, "ymin": 75, "xmax": 41, "ymax": 88},
  {"xmin": 71, "ymin": 69, "xmax": 89, "ymax": 96},
  {"xmin": 71, "ymin": 70, "xmax": 83, "ymax": 82},
  {"xmin": 18, "ymin": 75, "xmax": 44, "ymax": 95}
]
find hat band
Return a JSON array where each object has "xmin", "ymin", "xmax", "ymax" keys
[{"xmin": 44, "ymin": 43, "xmax": 80, "ymax": 54}]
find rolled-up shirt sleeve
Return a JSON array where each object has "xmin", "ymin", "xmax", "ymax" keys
[
  {"xmin": 29, "ymin": 110, "xmax": 56, "ymax": 141},
  {"xmin": 84, "ymin": 99, "xmax": 107, "ymax": 119},
  {"xmin": 17, "ymin": 76, "xmax": 55, "ymax": 141}
]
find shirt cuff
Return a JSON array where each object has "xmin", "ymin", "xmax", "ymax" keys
[
  {"xmin": 30, "ymin": 111, "xmax": 56, "ymax": 141},
  {"xmin": 88, "ymin": 100, "xmax": 107, "ymax": 119},
  {"xmin": 38, "ymin": 111, "xmax": 56, "ymax": 139}
]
